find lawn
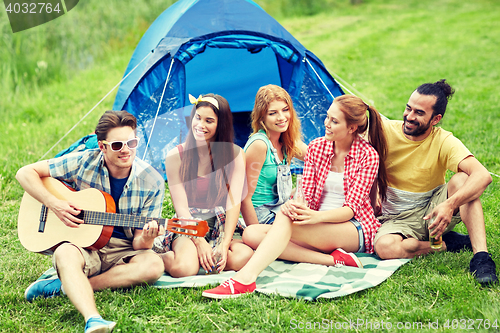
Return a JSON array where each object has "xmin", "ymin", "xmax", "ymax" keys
[{"xmin": 1, "ymin": 0, "xmax": 499, "ymax": 332}]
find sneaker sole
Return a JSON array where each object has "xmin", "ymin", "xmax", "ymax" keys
[
  {"xmin": 474, "ymin": 274, "xmax": 499, "ymax": 286},
  {"xmin": 85, "ymin": 322, "xmax": 116, "ymax": 333},
  {"xmin": 24, "ymin": 277, "xmax": 60, "ymax": 301},
  {"xmin": 202, "ymin": 291, "xmax": 250, "ymax": 299}
]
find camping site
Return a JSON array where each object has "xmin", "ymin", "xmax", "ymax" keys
[{"xmin": 1, "ymin": 0, "xmax": 499, "ymax": 331}]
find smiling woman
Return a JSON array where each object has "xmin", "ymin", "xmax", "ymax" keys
[
  {"xmin": 192, "ymin": 106, "xmax": 218, "ymax": 142},
  {"xmin": 154, "ymin": 93, "xmax": 254, "ymax": 278},
  {"xmin": 239, "ymin": 84, "xmax": 307, "ymax": 227}
]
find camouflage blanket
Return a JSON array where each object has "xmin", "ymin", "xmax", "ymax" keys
[{"xmin": 36, "ymin": 254, "xmax": 409, "ymax": 301}]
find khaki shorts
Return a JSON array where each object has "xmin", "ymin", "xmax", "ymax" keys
[
  {"xmin": 374, "ymin": 184, "xmax": 462, "ymax": 245},
  {"xmin": 53, "ymin": 238, "xmax": 154, "ymax": 278}
]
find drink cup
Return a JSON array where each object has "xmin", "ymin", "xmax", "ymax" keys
[
  {"xmin": 430, "ymin": 233, "xmax": 443, "ymax": 249},
  {"xmin": 428, "ymin": 202, "xmax": 442, "ymax": 250}
]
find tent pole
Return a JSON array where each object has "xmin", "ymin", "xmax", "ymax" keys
[
  {"xmin": 304, "ymin": 57, "xmax": 335, "ymax": 100},
  {"xmin": 142, "ymin": 57, "xmax": 175, "ymax": 160},
  {"xmin": 38, "ymin": 51, "xmax": 153, "ymax": 161},
  {"xmin": 305, "ymin": 57, "xmax": 386, "ymax": 120},
  {"xmin": 305, "ymin": 56, "xmax": 374, "ymax": 105},
  {"xmin": 329, "ymin": 69, "xmax": 374, "ymax": 105}
]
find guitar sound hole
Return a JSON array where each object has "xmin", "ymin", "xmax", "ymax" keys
[{"xmin": 76, "ymin": 211, "xmax": 85, "ymax": 220}]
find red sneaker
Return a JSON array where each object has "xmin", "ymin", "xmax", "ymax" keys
[
  {"xmin": 202, "ymin": 278, "xmax": 256, "ymax": 299},
  {"xmin": 330, "ymin": 248, "xmax": 363, "ymax": 268}
]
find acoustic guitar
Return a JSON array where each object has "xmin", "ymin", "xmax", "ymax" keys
[{"xmin": 18, "ymin": 177, "xmax": 209, "ymax": 254}]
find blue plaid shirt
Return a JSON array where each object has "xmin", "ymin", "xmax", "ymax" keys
[{"xmin": 48, "ymin": 149, "xmax": 165, "ymax": 238}]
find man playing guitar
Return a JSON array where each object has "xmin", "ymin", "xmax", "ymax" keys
[{"xmin": 16, "ymin": 110, "xmax": 165, "ymax": 333}]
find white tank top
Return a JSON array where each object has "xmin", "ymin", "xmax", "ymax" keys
[{"xmin": 318, "ymin": 171, "xmax": 345, "ymax": 211}]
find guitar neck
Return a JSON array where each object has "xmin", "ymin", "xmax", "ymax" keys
[{"xmin": 83, "ymin": 210, "xmax": 166, "ymax": 228}]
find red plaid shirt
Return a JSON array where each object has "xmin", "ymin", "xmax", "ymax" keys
[{"xmin": 302, "ymin": 136, "xmax": 380, "ymax": 253}]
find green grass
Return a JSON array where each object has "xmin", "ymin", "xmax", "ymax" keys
[
  {"xmin": 0, "ymin": 0, "xmax": 175, "ymax": 101},
  {"xmin": 1, "ymin": 0, "xmax": 500, "ymax": 332}
]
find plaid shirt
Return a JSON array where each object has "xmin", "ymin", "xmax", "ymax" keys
[
  {"xmin": 302, "ymin": 136, "xmax": 380, "ymax": 253},
  {"xmin": 48, "ymin": 149, "xmax": 165, "ymax": 238}
]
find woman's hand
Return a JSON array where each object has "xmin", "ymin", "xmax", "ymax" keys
[
  {"xmin": 280, "ymin": 199, "xmax": 299, "ymax": 219},
  {"xmin": 214, "ymin": 245, "xmax": 229, "ymax": 273},
  {"xmin": 193, "ymin": 238, "xmax": 216, "ymax": 273},
  {"xmin": 289, "ymin": 201, "xmax": 322, "ymax": 225}
]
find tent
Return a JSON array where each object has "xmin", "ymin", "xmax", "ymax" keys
[{"xmin": 113, "ymin": 0, "xmax": 344, "ymax": 178}]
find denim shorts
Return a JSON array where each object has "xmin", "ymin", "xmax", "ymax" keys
[
  {"xmin": 254, "ymin": 197, "xmax": 281, "ymax": 225},
  {"xmin": 351, "ymin": 218, "xmax": 366, "ymax": 253}
]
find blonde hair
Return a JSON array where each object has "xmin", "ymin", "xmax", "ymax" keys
[{"xmin": 250, "ymin": 85, "xmax": 302, "ymax": 164}]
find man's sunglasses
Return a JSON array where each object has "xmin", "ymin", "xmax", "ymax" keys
[{"xmin": 101, "ymin": 138, "xmax": 140, "ymax": 151}]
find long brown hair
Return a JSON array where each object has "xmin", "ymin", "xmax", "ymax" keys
[
  {"xmin": 334, "ymin": 95, "xmax": 388, "ymax": 201},
  {"xmin": 180, "ymin": 94, "xmax": 235, "ymax": 207},
  {"xmin": 250, "ymin": 84, "xmax": 302, "ymax": 164}
]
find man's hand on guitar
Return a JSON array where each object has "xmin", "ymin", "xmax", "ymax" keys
[
  {"xmin": 133, "ymin": 221, "xmax": 165, "ymax": 250},
  {"xmin": 49, "ymin": 198, "xmax": 84, "ymax": 228},
  {"xmin": 141, "ymin": 221, "xmax": 165, "ymax": 241}
]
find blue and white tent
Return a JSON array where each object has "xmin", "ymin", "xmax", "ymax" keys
[{"xmin": 113, "ymin": 0, "xmax": 344, "ymax": 178}]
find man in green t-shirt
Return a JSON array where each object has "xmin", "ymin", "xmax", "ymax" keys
[{"xmin": 374, "ymin": 79, "xmax": 497, "ymax": 286}]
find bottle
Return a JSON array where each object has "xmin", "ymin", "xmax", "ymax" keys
[
  {"xmin": 205, "ymin": 228, "xmax": 224, "ymax": 275},
  {"xmin": 295, "ymin": 174, "xmax": 305, "ymax": 203},
  {"xmin": 428, "ymin": 203, "xmax": 442, "ymax": 250}
]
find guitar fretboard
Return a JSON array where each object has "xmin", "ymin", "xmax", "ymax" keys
[{"xmin": 82, "ymin": 210, "xmax": 167, "ymax": 228}]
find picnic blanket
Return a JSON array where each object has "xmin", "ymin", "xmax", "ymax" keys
[{"xmin": 36, "ymin": 254, "xmax": 409, "ymax": 301}]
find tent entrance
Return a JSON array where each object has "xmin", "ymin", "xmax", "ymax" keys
[
  {"xmin": 185, "ymin": 46, "xmax": 282, "ymax": 112},
  {"xmin": 185, "ymin": 44, "xmax": 286, "ymax": 146}
]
